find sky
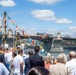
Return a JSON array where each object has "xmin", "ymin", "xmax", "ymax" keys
[{"xmin": 0, "ymin": 0, "xmax": 76, "ymax": 37}]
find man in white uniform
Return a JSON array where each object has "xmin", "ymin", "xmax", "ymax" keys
[
  {"xmin": 5, "ymin": 47, "xmax": 13, "ymax": 70},
  {"xmin": 13, "ymin": 50, "xmax": 23, "ymax": 75}
]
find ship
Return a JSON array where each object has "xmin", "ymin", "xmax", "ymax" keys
[{"xmin": 0, "ymin": 12, "xmax": 76, "ymax": 52}]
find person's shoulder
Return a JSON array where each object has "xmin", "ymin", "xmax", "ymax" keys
[
  {"xmin": 66, "ymin": 60, "xmax": 72, "ymax": 67},
  {"xmin": 0, "ymin": 63, "xmax": 5, "ymax": 67},
  {"xmin": 18, "ymin": 55, "xmax": 23, "ymax": 59},
  {"xmin": 0, "ymin": 52, "xmax": 4, "ymax": 56},
  {"xmin": 29, "ymin": 54, "xmax": 34, "ymax": 58},
  {"xmin": 66, "ymin": 61, "xmax": 71, "ymax": 64},
  {"xmin": 13, "ymin": 56, "xmax": 17, "ymax": 60},
  {"xmin": 0, "ymin": 62, "xmax": 3, "ymax": 65},
  {"xmin": 25, "ymin": 57, "xmax": 29, "ymax": 63},
  {"xmin": 38, "ymin": 54, "xmax": 43, "ymax": 58},
  {"xmin": 29, "ymin": 54, "xmax": 38, "ymax": 59},
  {"xmin": 49, "ymin": 64, "xmax": 56, "ymax": 70},
  {"xmin": 0, "ymin": 52, "xmax": 4, "ymax": 55},
  {"xmin": 14, "ymin": 55, "xmax": 23, "ymax": 60}
]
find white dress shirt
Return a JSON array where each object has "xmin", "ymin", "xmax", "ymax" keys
[
  {"xmin": 66, "ymin": 59, "xmax": 76, "ymax": 75},
  {"xmin": 13, "ymin": 55, "xmax": 23, "ymax": 73}
]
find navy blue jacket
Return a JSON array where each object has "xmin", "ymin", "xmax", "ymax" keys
[
  {"xmin": 29, "ymin": 53, "xmax": 44, "ymax": 68},
  {"xmin": 24, "ymin": 57, "xmax": 31, "ymax": 75}
]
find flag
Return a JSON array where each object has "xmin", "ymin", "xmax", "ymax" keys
[
  {"xmin": 21, "ymin": 30, "xmax": 24, "ymax": 35},
  {"xmin": 16, "ymin": 26, "xmax": 18, "ymax": 30},
  {"xmin": 8, "ymin": 16, "xmax": 15, "ymax": 25}
]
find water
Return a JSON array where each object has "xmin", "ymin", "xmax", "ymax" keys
[
  {"xmin": 24, "ymin": 48, "xmax": 76, "ymax": 61},
  {"xmin": 39, "ymin": 49, "xmax": 76, "ymax": 61},
  {"xmin": 51, "ymin": 49, "xmax": 75, "ymax": 55}
]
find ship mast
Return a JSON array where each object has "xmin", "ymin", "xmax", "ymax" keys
[{"xmin": 3, "ymin": 12, "xmax": 7, "ymax": 44}]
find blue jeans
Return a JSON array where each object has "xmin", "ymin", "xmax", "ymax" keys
[{"xmin": 6, "ymin": 63, "xmax": 10, "ymax": 70}]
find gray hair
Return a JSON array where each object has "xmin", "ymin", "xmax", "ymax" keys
[
  {"xmin": 69, "ymin": 51, "xmax": 76, "ymax": 59},
  {"xmin": 57, "ymin": 53, "xmax": 67, "ymax": 64}
]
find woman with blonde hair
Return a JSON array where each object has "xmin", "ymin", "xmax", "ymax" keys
[{"xmin": 43, "ymin": 55, "xmax": 52, "ymax": 70}]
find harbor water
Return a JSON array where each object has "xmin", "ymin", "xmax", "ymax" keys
[{"xmin": 40, "ymin": 48, "xmax": 76, "ymax": 61}]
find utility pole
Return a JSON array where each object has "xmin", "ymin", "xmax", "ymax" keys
[{"xmin": 3, "ymin": 12, "xmax": 7, "ymax": 44}]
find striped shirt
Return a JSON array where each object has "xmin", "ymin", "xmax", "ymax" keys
[{"xmin": 66, "ymin": 59, "xmax": 76, "ymax": 75}]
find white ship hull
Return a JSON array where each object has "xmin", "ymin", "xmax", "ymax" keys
[{"xmin": 51, "ymin": 47, "xmax": 63, "ymax": 52}]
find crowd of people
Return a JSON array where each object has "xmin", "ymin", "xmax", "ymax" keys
[{"xmin": 0, "ymin": 45, "xmax": 76, "ymax": 75}]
